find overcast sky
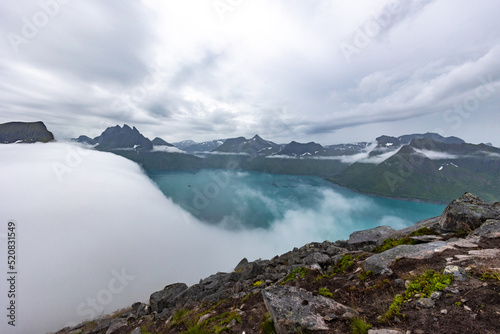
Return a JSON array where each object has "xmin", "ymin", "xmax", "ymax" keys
[{"xmin": 1, "ymin": 0, "xmax": 500, "ymax": 145}]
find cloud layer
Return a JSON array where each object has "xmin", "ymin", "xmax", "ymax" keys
[
  {"xmin": 1, "ymin": 0, "xmax": 500, "ymax": 145},
  {"xmin": 0, "ymin": 142, "xmax": 444, "ymax": 333}
]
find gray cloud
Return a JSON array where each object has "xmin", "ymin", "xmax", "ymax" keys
[{"xmin": 0, "ymin": 0, "xmax": 499, "ymax": 145}]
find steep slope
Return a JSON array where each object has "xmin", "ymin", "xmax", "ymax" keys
[
  {"xmin": 152, "ymin": 137, "xmax": 174, "ymax": 147},
  {"xmin": 54, "ymin": 193, "xmax": 500, "ymax": 334},
  {"xmin": 332, "ymin": 142, "xmax": 500, "ymax": 203},
  {"xmin": 0, "ymin": 121, "xmax": 54, "ymax": 143}
]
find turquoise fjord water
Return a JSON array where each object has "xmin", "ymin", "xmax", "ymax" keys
[{"xmin": 147, "ymin": 169, "xmax": 445, "ymax": 240}]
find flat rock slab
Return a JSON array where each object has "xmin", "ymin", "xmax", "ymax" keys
[
  {"xmin": 262, "ymin": 285, "xmax": 357, "ymax": 334},
  {"xmin": 363, "ymin": 241, "xmax": 453, "ymax": 274},
  {"xmin": 410, "ymin": 235, "xmax": 443, "ymax": 243},
  {"xmin": 348, "ymin": 225, "xmax": 395, "ymax": 246}
]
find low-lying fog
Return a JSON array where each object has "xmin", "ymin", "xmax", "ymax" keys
[{"xmin": 0, "ymin": 142, "xmax": 444, "ymax": 333}]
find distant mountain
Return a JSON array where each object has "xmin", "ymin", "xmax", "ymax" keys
[
  {"xmin": 183, "ymin": 140, "xmax": 226, "ymax": 152},
  {"xmin": 94, "ymin": 125, "xmax": 153, "ymax": 151},
  {"xmin": 67, "ymin": 126, "xmax": 500, "ymax": 203},
  {"xmin": 324, "ymin": 142, "xmax": 371, "ymax": 156},
  {"xmin": 173, "ymin": 140, "xmax": 197, "ymax": 150},
  {"xmin": 398, "ymin": 133, "xmax": 465, "ymax": 145},
  {"xmin": 278, "ymin": 141, "xmax": 324, "ymax": 157},
  {"xmin": 409, "ymin": 138, "xmax": 498, "ymax": 156},
  {"xmin": 73, "ymin": 135, "xmax": 96, "ymax": 145},
  {"xmin": 0, "ymin": 121, "xmax": 54, "ymax": 143},
  {"xmin": 331, "ymin": 138, "xmax": 500, "ymax": 203},
  {"xmin": 152, "ymin": 137, "xmax": 173, "ymax": 147},
  {"xmin": 214, "ymin": 135, "xmax": 281, "ymax": 156},
  {"xmin": 369, "ymin": 133, "xmax": 466, "ymax": 158}
]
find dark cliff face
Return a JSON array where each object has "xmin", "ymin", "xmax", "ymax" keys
[
  {"xmin": 279, "ymin": 141, "xmax": 324, "ymax": 156},
  {"xmin": 95, "ymin": 124, "xmax": 153, "ymax": 151},
  {"xmin": 0, "ymin": 121, "xmax": 54, "ymax": 143}
]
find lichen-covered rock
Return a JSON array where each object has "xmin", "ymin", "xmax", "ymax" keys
[
  {"xmin": 416, "ymin": 298, "xmax": 435, "ymax": 308},
  {"xmin": 348, "ymin": 225, "xmax": 395, "ymax": 247},
  {"xmin": 149, "ymin": 283, "xmax": 188, "ymax": 313},
  {"xmin": 262, "ymin": 285, "xmax": 357, "ymax": 334},
  {"xmin": 438, "ymin": 193, "xmax": 500, "ymax": 232},
  {"xmin": 443, "ymin": 265, "xmax": 468, "ymax": 281},
  {"xmin": 363, "ymin": 241, "xmax": 451, "ymax": 274},
  {"xmin": 469, "ymin": 219, "xmax": 500, "ymax": 238}
]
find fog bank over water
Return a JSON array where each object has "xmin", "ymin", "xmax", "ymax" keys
[
  {"xmin": 148, "ymin": 169, "xmax": 445, "ymax": 236},
  {"xmin": 0, "ymin": 143, "xmax": 444, "ymax": 333}
]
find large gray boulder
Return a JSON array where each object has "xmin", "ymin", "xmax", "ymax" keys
[
  {"xmin": 437, "ymin": 193, "xmax": 500, "ymax": 232},
  {"xmin": 262, "ymin": 285, "xmax": 357, "ymax": 334},
  {"xmin": 469, "ymin": 219, "xmax": 500, "ymax": 239},
  {"xmin": 363, "ymin": 241, "xmax": 451, "ymax": 274},
  {"xmin": 348, "ymin": 225, "xmax": 395, "ymax": 247},
  {"xmin": 149, "ymin": 283, "xmax": 188, "ymax": 313}
]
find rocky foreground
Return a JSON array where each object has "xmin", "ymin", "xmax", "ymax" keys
[{"xmin": 54, "ymin": 193, "xmax": 500, "ymax": 334}]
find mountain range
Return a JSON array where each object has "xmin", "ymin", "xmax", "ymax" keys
[{"xmin": 3, "ymin": 121, "xmax": 499, "ymax": 203}]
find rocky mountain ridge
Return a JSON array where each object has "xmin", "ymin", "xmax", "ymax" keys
[
  {"xmin": 0, "ymin": 121, "xmax": 54, "ymax": 143},
  {"xmin": 73, "ymin": 125, "xmax": 173, "ymax": 151},
  {"xmin": 53, "ymin": 193, "xmax": 500, "ymax": 334},
  {"xmin": 70, "ymin": 125, "xmax": 500, "ymax": 203}
]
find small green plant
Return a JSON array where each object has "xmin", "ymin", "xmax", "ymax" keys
[
  {"xmin": 479, "ymin": 270, "xmax": 500, "ymax": 281},
  {"xmin": 455, "ymin": 301, "xmax": 462, "ymax": 307},
  {"xmin": 381, "ymin": 294, "xmax": 404, "ymax": 321},
  {"xmin": 381, "ymin": 270, "xmax": 452, "ymax": 322},
  {"xmin": 335, "ymin": 254, "xmax": 355, "ymax": 273},
  {"xmin": 408, "ymin": 227, "xmax": 440, "ymax": 237},
  {"xmin": 373, "ymin": 237, "xmax": 416, "ymax": 253},
  {"xmin": 253, "ymin": 280, "xmax": 265, "ymax": 287},
  {"xmin": 241, "ymin": 293, "xmax": 251, "ymax": 302},
  {"xmin": 281, "ymin": 267, "xmax": 309, "ymax": 285},
  {"xmin": 350, "ymin": 317, "xmax": 372, "ymax": 334},
  {"xmin": 181, "ymin": 311, "xmax": 241, "ymax": 334},
  {"xmin": 404, "ymin": 270, "xmax": 452, "ymax": 299},
  {"xmin": 261, "ymin": 313, "xmax": 277, "ymax": 334},
  {"xmin": 358, "ymin": 270, "xmax": 373, "ymax": 281},
  {"xmin": 170, "ymin": 308, "xmax": 191, "ymax": 328},
  {"xmin": 318, "ymin": 287, "xmax": 333, "ymax": 298}
]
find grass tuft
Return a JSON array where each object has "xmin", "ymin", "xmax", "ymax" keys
[
  {"xmin": 350, "ymin": 317, "xmax": 372, "ymax": 334},
  {"xmin": 318, "ymin": 287, "xmax": 333, "ymax": 298},
  {"xmin": 373, "ymin": 237, "xmax": 416, "ymax": 253}
]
